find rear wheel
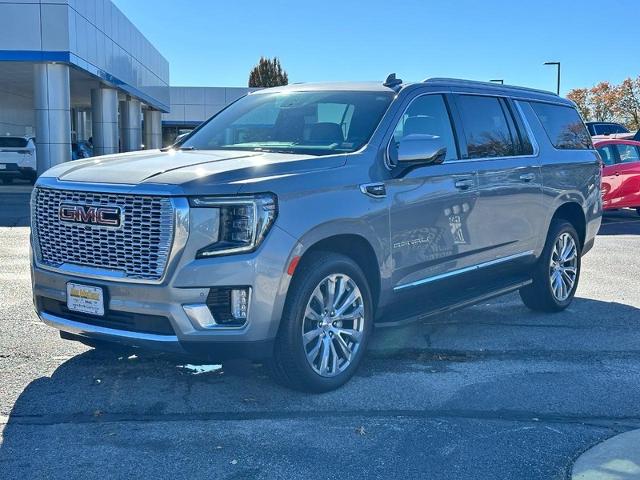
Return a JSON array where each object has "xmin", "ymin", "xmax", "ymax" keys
[
  {"xmin": 520, "ymin": 220, "xmax": 581, "ymax": 312},
  {"xmin": 268, "ymin": 252, "xmax": 373, "ymax": 392}
]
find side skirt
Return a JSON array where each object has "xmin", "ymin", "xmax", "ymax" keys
[{"xmin": 375, "ymin": 278, "xmax": 532, "ymax": 329}]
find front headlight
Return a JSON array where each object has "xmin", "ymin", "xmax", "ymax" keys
[{"xmin": 189, "ymin": 193, "xmax": 277, "ymax": 258}]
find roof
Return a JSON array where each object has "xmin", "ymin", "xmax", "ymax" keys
[
  {"xmin": 592, "ymin": 138, "xmax": 640, "ymax": 146},
  {"xmin": 250, "ymin": 82, "xmax": 396, "ymax": 94},
  {"xmin": 250, "ymin": 78, "xmax": 568, "ymax": 104}
]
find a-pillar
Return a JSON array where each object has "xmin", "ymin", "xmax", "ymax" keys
[
  {"xmin": 143, "ymin": 109, "xmax": 162, "ymax": 149},
  {"xmin": 34, "ymin": 63, "xmax": 71, "ymax": 175},
  {"xmin": 91, "ymin": 86, "xmax": 119, "ymax": 156}
]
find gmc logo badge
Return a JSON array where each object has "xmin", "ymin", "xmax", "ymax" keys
[{"xmin": 59, "ymin": 204, "xmax": 122, "ymax": 228}]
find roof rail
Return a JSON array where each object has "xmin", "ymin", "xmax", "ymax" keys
[
  {"xmin": 423, "ymin": 77, "xmax": 558, "ymax": 97},
  {"xmin": 383, "ymin": 73, "xmax": 403, "ymax": 91}
]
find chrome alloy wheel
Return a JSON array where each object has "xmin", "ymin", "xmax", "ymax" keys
[
  {"xmin": 301, "ymin": 274, "xmax": 365, "ymax": 377},
  {"xmin": 549, "ymin": 232, "xmax": 578, "ymax": 302}
]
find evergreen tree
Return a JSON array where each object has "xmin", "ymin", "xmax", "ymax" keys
[{"xmin": 248, "ymin": 57, "xmax": 289, "ymax": 88}]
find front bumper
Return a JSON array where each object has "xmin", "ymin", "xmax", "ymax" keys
[
  {"xmin": 32, "ymin": 224, "xmax": 299, "ymax": 360},
  {"xmin": 0, "ymin": 163, "xmax": 34, "ymax": 178}
]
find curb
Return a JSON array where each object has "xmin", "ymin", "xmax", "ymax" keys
[{"xmin": 572, "ymin": 429, "xmax": 640, "ymax": 479}]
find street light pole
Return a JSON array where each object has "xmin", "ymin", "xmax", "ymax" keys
[{"xmin": 544, "ymin": 62, "xmax": 561, "ymax": 95}]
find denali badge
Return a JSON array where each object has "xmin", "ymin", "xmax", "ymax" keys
[{"xmin": 59, "ymin": 204, "xmax": 122, "ymax": 228}]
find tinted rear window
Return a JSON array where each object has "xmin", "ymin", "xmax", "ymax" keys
[
  {"xmin": 456, "ymin": 95, "xmax": 517, "ymax": 159},
  {"xmin": 0, "ymin": 137, "xmax": 28, "ymax": 148},
  {"xmin": 530, "ymin": 102, "xmax": 592, "ymax": 150}
]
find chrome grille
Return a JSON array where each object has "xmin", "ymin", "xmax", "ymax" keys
[{"xmin": 33, "ymin": 188, "xmax": 175, "ymax": 280}]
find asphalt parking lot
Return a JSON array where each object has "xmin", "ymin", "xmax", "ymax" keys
[{"xmin": 1, "ymin": 194, "xmax": 640, "ymax": 479}]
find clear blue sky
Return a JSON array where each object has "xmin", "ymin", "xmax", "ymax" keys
[{"xmin": 113, "ymin": 0, "xmax": 637, "ymax": 95}]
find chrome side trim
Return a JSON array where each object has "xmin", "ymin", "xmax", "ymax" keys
[
  {"xmin": 393, "ymin": 250, "xmax": 534, "ymax": 291},
  {"xmin": 34, "ymin": 196, "xmax": 190, "ymax": 285},
  {"xmin": 384, "ymin": 91, "xmax": 545, "ymax": 170},
  {"xmin": 40, "ymin": 312, "xmax": 179, "ymax": 343}
]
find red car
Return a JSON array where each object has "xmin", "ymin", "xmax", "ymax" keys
[{"xmin": 594, "ymin": 139, "xmax": 640, "ymax": 215}]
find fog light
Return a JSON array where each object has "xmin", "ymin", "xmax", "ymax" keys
[
  {"xmin": 231, "ymin": 288, "xmax": 249, "ymax": 320},
  {"xmin": 205, "ymin": 287, "xmax": 251, "ymax": 327}
]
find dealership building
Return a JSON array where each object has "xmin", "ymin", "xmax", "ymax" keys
[{"xmin": 0, "ymin": 0, "xmax": 252, "ymax": 174}]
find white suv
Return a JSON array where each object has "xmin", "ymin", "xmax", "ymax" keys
[{"xmin": 0, "ymin": 136, "xmax": 37, "ymax": 184}]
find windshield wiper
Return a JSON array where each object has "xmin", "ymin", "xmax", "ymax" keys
[{"xmin": 160, "ymin": 145, "xmax": 197, "ymax": 152}]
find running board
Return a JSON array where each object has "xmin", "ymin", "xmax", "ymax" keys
[{"xmin": 375, "ymin": 278, "xmax": 532, "ymax": 328}]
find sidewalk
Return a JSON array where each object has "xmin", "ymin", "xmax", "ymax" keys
[{"xmin": 572, "ymin": 429, "xmax": 640, "ymax": 479}]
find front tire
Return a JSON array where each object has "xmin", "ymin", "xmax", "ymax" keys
[
  {"xmin": 268, "ymin": 252, "xmax": 373, "ymax": 392},
  {"xmin": 520, "ymin": 219, "xmax": 581, "ymax": 312}
]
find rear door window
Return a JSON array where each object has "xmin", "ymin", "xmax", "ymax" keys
[
  {"xmin": 615, "ymin": 144, "xmax": 640, "ymax": 163},
  {"xmin": 530, "ymin": 102, "xmax": 592, "ymax": 150},
  {"xmin": 456, "ymin": 95, "xmax": 518, "ymax": 159}
]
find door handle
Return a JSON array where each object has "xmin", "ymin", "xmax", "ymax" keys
[
  {"xmin": 359, "ymin": 182, "xmax": 386, "ymax": 198},
  {"xmin": 454, "ymin": 179, "xmax": 474, "ymax": 190},
  {"xmin": 519, "ymin": 173, "xmax": 535, "ymax": 182}
]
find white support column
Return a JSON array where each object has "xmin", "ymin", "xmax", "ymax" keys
[
  {"xmin": 120, "ymin": 96, "xmax": 142, "ymax": 152},
  {"xmin": 143, "ymin": 109, "xmax": 162, "ymax": 149},
  {"xmin": 34, "ymin": 63, "xmax": 71, "ymax": 175},
  {"xmin": 74, "ymin": 109, "xmax": 89, "ymax": 141},
  {"xmin": 91, "ymin": 87, "xmax": 119, "ymax": 156}
]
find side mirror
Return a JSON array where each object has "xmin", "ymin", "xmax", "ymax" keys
[{"xmin": 397, "ymin": 134, "xmax": 447, "ymax": 165}]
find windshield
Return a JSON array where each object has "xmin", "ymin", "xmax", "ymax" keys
[
  {"xmin": 181, "ymin": 90, "xmax": 394, "ymax": 156},
  {"xmin": 594, "ymin": 123, "xmax": 629, "ymax": 135}
]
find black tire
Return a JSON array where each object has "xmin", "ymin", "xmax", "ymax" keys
[
  {"xmin": 636, "ymin": 208, "xmax": 640, "ymax": 216},
  {"xmin": 520, "ymin": 219, "xmax": 581, "ymax": 312},
  {"xmin": 268, "ymin": 252, "xmax": 373, "ymax": 392}
]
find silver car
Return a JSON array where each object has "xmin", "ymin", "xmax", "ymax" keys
[{"xmin": 30, "ymin": 77, "xmax": 602, "ymax": 392}]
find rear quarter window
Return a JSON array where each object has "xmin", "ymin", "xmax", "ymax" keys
[{"xmin": 530, "ymin": 102, "xmax": 592, "ymax": 150}]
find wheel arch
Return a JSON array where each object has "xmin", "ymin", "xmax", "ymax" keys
[
  {"xmin": 551, "ymin": 202, "xmax": 586, "ymax": 248},
  {"xmin": 295, "ymin": 234, "xmax": 382, "ymax": 311}
]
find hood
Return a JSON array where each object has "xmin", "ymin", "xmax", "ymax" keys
[{"xmin": 42, "ymin": 149, "xmax": 347, "ymax": 194}]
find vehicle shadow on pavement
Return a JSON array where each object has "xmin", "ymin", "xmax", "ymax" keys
[
  {"xmin": 0, "ymin": 184, "xmax": 32, "ymax": 227},
  {"xmin": 599, "ymin": 210, "xmax": 640, "ymax": 236},
  {"xmin": 2, "ymin": 295, "xmax": 640, "ymax": 477}
]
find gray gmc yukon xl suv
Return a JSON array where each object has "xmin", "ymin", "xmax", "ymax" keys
[{"xmin": 31, "ymin": 77, "xmax": 602, "ymax": 392}]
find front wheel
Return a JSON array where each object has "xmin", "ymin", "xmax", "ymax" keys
[
  {"xmin": 268, "ymin": 252, "xmax": 373, "ymax": 392},
  {"xmin": 520, "ymin": 220, "xmax": 581, "ymax": 312}
]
